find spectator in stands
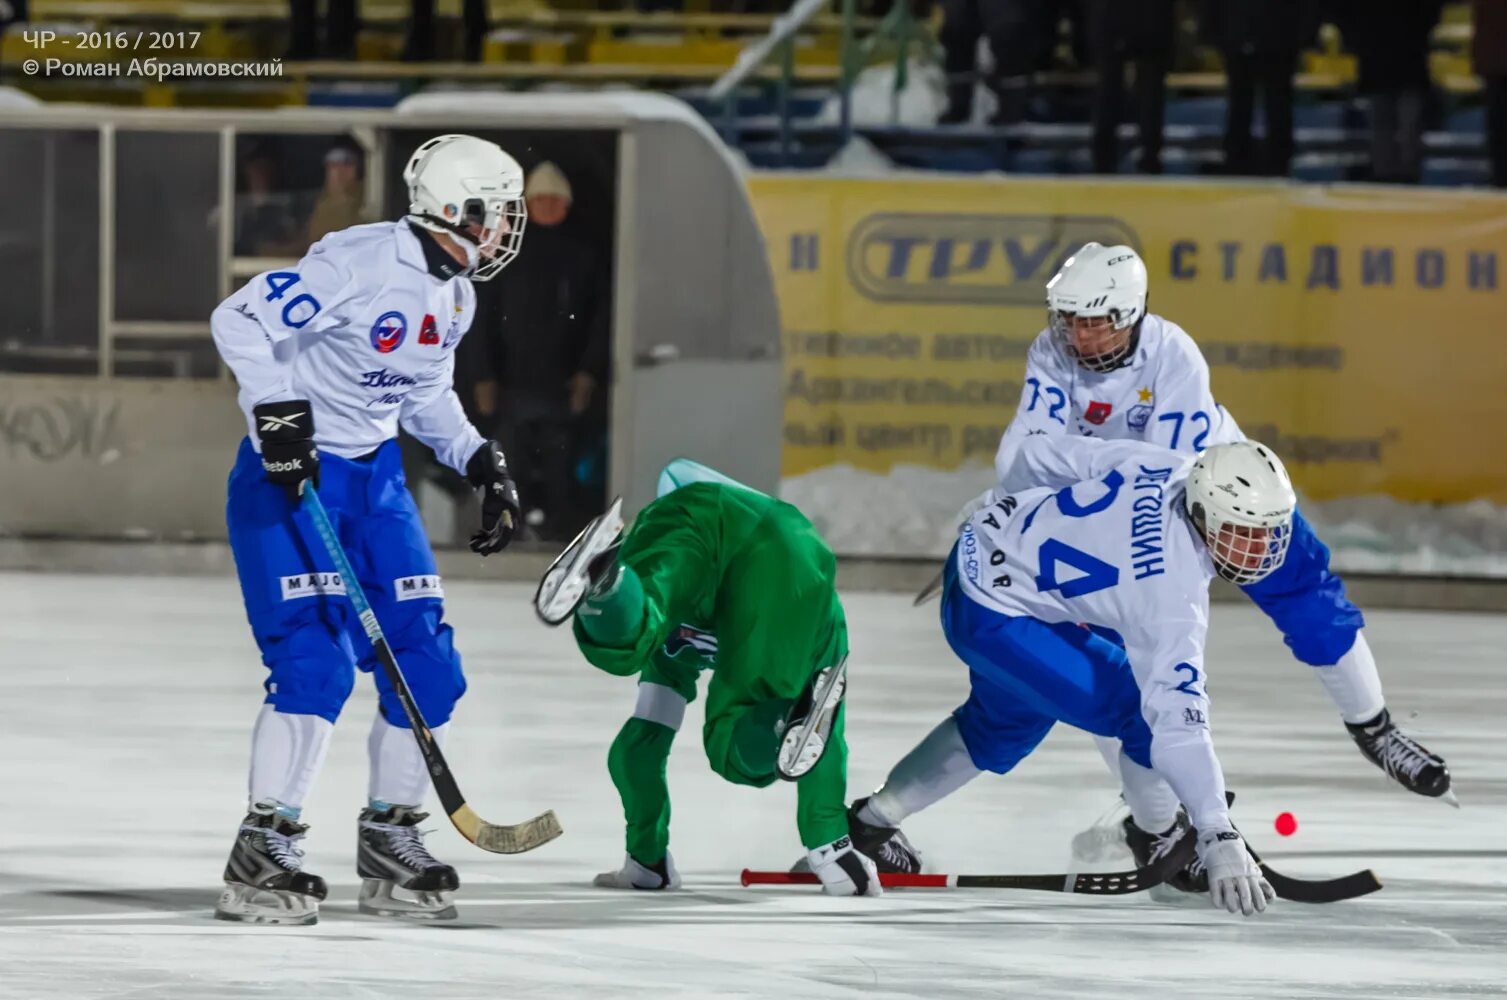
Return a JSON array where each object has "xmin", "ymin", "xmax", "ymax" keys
[
  {"xmin": 305, "ymin": 137, "xmax": 369, "ymax": 245},
  {"xmin": 1088, "ymin": 0, "xmax": 1174, "ymax": 173},
  {"xmin": 468, "ymin": 162, "xmax": 609, "ymax": 541},
  {"xmin": 1474, "ymin": 0, "xmax": 1507, "ymax": 187},
  {"xmin": 1202, "ymin": 0, "xmax": 1318, "ymax": 177},
  {"xmin": 232, "ymin": 144, "xmax": 304, "ymax": 258},
  {"xmin": 936, "ymin": 0, "xmax": 1085, "ymax": 125},
  {"xmin": 288, "ymin": 0, "xmax": 358, "ymax": 60},
  {"xmin": 1333, "ymin": 0, "xmax": 1445, "ymax": 184},
  {"xmin": 403, "ymin": 0, "xmax": 486, "ymax": 61}
]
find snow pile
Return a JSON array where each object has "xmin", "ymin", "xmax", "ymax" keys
[{"xmin": 780, "ymin": 463, "xmax": 1507, "ymax": 577}]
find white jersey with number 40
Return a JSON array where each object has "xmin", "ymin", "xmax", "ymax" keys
[
  {"xmin": 210, "ymin": 220, "xmax": 484, "ymax": 474},
  {"xmin": 955, "ymin": 433, "xmax": 1234, "ymax": 834}
]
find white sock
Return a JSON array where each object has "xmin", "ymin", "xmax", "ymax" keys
[
  {"xmin": 1118, "ymin": 751, "xmax": 1180, "ymax": 834},
  {"xmin": 864, "ymin": 717, "xmax": 981, "ymax": 826},
  {"xmin": 1315, "ymin": 631, "xmax": 1387, "ymax": 725},
  {"xmin": 367, "ymin": 714, "xmax": 448, "ymax": 808},
  {"xmin": 248, "ymin": 705, "xmax": 334, "ymax": 813}
]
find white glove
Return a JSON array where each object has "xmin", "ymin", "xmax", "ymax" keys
[
  {"xmin": 592, "ymin": 852, "xmax": 681, "ymax": 891},
  {"xmin": 806, "ymin": 836, "xmax": 882, "ymax": 897},
  {"xmin": 1198, "ymin": 830, "xmax": 1274, "ymax": 916}
]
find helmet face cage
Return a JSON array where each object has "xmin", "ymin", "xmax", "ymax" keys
[
  {"xmin": 404, "ymin": 135, "xmax": 527, "ymax": 282},
  {"xmin": 461, "ymin": 195, "xmax": 527, "ymax": 282},
  {"xmin": 1049, "ymin": 307, "xmax": 1137, "ymax": 373},
  {"xmin": 1190, "ymin": 501, "xmax": 1293, "ymax": 585}
]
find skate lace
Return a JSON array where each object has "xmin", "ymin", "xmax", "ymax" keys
[
  {"xmin": 247, "ymin": 824, "xmax": 305, "ymax": 872},
  {"xmin": 369, "ymin": 821, "xmax": 441, "ymax": 869},
  {"xmin": 1376, "ymin": 728, "xmax": 1434, "ymax": 781},
  {"xmin": 1152, "ymin": 829, "xmax": 1203, "ymax": 877},
  {"xmin": 877, "ymin": 836, "xmax": 914, "ymax": 871}
]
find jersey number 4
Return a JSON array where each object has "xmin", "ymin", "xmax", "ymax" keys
[
  {"xmin": 265, "ymin": 272, "xmax": 322, "ymax": 330},
  {"xmin": 1034, "ymin": 470, "xmax": 1124, "ymax": 599}
]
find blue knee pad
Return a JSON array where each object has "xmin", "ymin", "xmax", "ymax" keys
[
  {"xmin": 261, "ymin": 606, "xmax": 359, "ymax": 723},
  {"xmin": 1240, "ymin": 507, "xmax": 1364, "ymax": 666},
  {"xmin": 363, "ymin": 601, "xmax": 467, "ymax": 728}
]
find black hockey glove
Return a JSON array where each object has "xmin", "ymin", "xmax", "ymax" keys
[
  {"xmin": 253, "ymin": 400, "xmax": 319, "ymax": 502},
  {"xmin": 466, "ymin": 440, "xmax": 521, "ymax": 556}
]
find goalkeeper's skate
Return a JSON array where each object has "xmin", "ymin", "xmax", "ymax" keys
[
  {"xmin": 356, "ymin": 805, "xmax": 460, "ymax": 920},
  {"xmin": 1346, "ymin": 709, "xmax": 1455, "ymax": 803},
  {"xmin": 535, "ymin": 497, "xmax": 624, "ymax": 625},
  {"xmin": 215, "ymin": 804, "xmax": 327, "ymax": 925}
]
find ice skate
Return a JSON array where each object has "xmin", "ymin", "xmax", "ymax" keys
[
  {"xmin": 356, "ymin": 805, "xmax": 460, "ymax": 920},
  {"xmin": 535, "ymin": 496, "xmax": 625, "ymax": 625},
  {"xmin": 1123, "ymin": 810, "xmax": 1207, "ymax": 902},
  {"xmin": 215, "ymin": 804, "xmax": 327, "ymax": 925},
  {"xmin": 593, "ymin": 852, "xmax": 682, "ymax": 890},
  {"xmin": 776, "ymin": 657, "xmax": 847, "ymax": 780},
  {"xmin": 845, "ymin": 797, "xmax": 923, "ymax": 874},
  {"xmin": 1346, "ymin": 709, "xmax": 1455, "ymax": 803}
]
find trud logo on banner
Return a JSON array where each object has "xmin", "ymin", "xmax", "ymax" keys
[{"xmin": 845, "ymin": 213, "xmax": 1140, "ymax": 304}]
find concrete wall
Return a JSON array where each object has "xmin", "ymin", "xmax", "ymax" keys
[{"xmin": 0, "ymin": 375, "xmax": 245, "ymax": 538}]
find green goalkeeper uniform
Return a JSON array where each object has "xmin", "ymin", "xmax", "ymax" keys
[{"xmin": 571, "ymin": 476, "xmax": 850, "ymax": 868}]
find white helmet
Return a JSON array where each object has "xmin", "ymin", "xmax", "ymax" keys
[
  {"xmin": 1046, "ymin": 242, "xmax": 1148, "ymax": 372},
  {"xmin": 404, "ymin": 134, "xmax": 527, "ymax": 281},
  {"xmin": 1184, "ymin": 441, "xmax": 1297, "ymax": 585}
]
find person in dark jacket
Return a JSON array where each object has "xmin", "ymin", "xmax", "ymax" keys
[
  {"xmin": 465, "ymin": 161, "xmax": 609, "ymax": 541},
  {"xmin": 1202, "ymin": 0, "xmax": 1320, "ymax": 176},
  {"xmin": 1473, "ymin": 0, "xmax": 1507, "ymax": 187},
  {"xmin": 287, "ymin": 0, "xmax": 357, "ymax": 60},
  {"xmin": 938, "ymin": 0, "xmax": 1082, "ymax": 125},
  {"xmin": 1333, "ymin": 0, "xmax": 1446, "ymax": 184},
  {"xmin": 1088, "ymin": 0, "xmax": 1175, "ymax": 173}
]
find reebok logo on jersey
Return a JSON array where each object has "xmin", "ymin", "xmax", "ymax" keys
[
  {"xmin": 393, "ymin": 575, "xmax": 444, "ymax": 602},
  {"xmin": 280, "ymin": 572, "xmax": 347, "ymax": 600},
  {"xmin": 258, "ymin": 412, "xmax": 306, "ymax": 434}
]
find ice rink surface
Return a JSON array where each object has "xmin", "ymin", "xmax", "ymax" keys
[{"xmin": 1, "ymin": 572, "xmax": 1503, "ymax": 999}]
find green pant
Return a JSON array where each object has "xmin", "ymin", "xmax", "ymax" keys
[{"xmin": 573, "ymin": 481, "xmax": 851, "ymax": 865}]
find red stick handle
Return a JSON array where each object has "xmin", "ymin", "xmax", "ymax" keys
[{"xmin": 740, "ymin": 869, "xmax": 951, "ymax": 888}]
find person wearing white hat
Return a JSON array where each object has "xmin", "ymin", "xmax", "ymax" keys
[{"xmin": 469, "ymin": 159, "xmax": 609, "ymax": 541}]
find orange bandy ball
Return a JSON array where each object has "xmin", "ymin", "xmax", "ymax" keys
[{"xmin": 1274, "ymin": 812, "xmax": 1298, "ymax": 837}]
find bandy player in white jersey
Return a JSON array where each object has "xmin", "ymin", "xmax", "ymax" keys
[
  {"xmin": 844, "ymin": 433, "xmax": 1290, "ymax": 916},
  {"xmin": 997, "ymin": 242, "xmax": 1450, "ymax": 806},
  {"xmin": 209, "ymin": 134, "xmax": 526, "ymax": 924}
]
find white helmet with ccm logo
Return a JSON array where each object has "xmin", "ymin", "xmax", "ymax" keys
[
  {"xmin": 1045, "ymin": 242, "xmax": 1149, "ymax": 372},
  {"xmin": 404, "ymin": 134, "xmax": 527, "ymax": 281}
]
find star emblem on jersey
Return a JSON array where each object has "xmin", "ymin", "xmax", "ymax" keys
[
  {"xmin": 1137, "ymin": 387, "xmax": 1153, "ymax": 403},
  {"xmin": 370, "ymin": 311, "xmax": 407, "ymax": 354}
]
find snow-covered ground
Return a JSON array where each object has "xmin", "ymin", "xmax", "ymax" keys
[
  {"xmin": 2, "ymin": 573, "xmax": 1503, "ymax": 998},
  {"xmin": 781, "ymin": 463, "xmax": 1507, "ymax": 577}
]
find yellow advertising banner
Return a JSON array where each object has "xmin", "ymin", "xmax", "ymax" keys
[{"xmin": 748, "ymin": 175, "xmax": 1507, "ymax": 510}]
